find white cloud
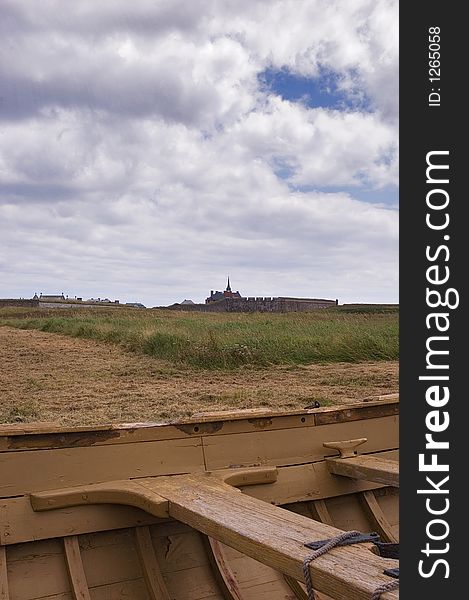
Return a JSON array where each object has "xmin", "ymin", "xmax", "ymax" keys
[{"xmin": 0, "ymin": 0, "xmax": 398, "ymax": 305}]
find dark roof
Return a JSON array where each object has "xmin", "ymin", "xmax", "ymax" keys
[{"xmin": 209, "ymin": 291, "xmax": 224, "ymax": 301}]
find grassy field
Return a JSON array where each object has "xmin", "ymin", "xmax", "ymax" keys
[
  {"xmin": 0, "ymin": 306, "xmax": 398, "ymax": 368},
  {"xmin": 0, "ymin": 306, "xmax": 399, "ymax": 424}
]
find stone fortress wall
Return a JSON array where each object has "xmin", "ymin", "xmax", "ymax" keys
[{"xmin": 169, "ymin": 296, "xmax": 338, "ymax": 313}]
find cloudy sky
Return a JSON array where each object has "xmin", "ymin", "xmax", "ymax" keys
[{"xmin": 0, "ymin": 0, "xmax": 398, "ymax": 307}]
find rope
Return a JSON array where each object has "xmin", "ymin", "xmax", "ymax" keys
[
  {"xmin": 302, "ymin": 530, "xmax": 399, "ymax": 600},
  {"xmin": 302, "ymin": 530, "xmax": 361, "ymax": 600},
  {"xmin": 371, "ymin": 579, "xmax": 400, "ymax": 599}
]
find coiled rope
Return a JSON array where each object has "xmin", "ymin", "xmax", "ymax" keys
[{"xmin": 302, "ymin": 531, "xmax": 399, "ymax": 600}]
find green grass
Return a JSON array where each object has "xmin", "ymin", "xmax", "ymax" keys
[{"xmin": 0, "ymin": 306, "xmax": 398, "ymax": 368}]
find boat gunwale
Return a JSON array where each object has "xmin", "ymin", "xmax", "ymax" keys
[
  {"xmin": 0, "ymin": 395, "xmax": 398, "ymax": 436},
  {"xmin": 0, "ymin": 397, "xmax": 398, "ymax": 454}
]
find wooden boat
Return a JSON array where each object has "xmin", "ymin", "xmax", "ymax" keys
[{"xmin": 0, "ymin": 394, "xmax": 399, "ymax": 600}]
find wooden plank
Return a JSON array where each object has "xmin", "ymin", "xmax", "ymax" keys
[
  {"xmin": 0, "ymin": 415, "xmax": 316, "ymax": 452},
  {"xmin": 0, "ymin": 399, "xmax": 398, "ymax": 452},
  {"xmin": 5, "ymin": 532, "xmax": 152, "ymax": 600},
  {"xmin": 0, "ymin": 546, "xmax": 8, "ymax": 600},
  {"xmin": 314, "ymin": 401, "xmax": 399, "ymax": 425},
  {"xmin": 3, "ymin": 456, "xmax": 395, "ymax": 546},
  {"xmin": 0, "ymin": 423, "xmax": 188, "ymax": 452},
  {"xmin": 29, "ymin": 466, "xmax": 275, "ymax": 514},
  {"xmin": 82, "ymin": 527, "xmax": 221, "ymax": 600},
  {"xmin": 30, "ymin": 480, "xmax": 169, "ymax": 518},
  {"xmin": 2, "ymin": 456, "xmax": 395, "ymax": 546},
  {"xmin": 136, "ymin": 475, "xmax": 398, "ymax": 600},
  {"xmin": 217, "ymin": 466, "xmax": 278, "ymax": 487},
  {"xmin": 6, "ymin": 538, "xmax": 71, "ymax": 599},
  {"xmin": 324, "ymin": 493, "xmax": 376, "ymax": 537},
  {"xmin": 134, "ymin": 526, "xmax": 171, "ymax": 600},
  {"xmin": 360, "ymin": 491, "xmax": 398, "ymax": 543},
  {"xmin": 79, "ymin": 528, "xmax": 149, "ymax": 587},
  {"xmin": 238, "ymin": 455, "xmax": 397, "ymax": 506},
  {"xmin": 9, "ymin": 593, "xmax": 72, "ymax": 600},
  {"xmin": 151, "ymin": 529, "xmax": 210, "ymax": 574},
  {"xmin": 160, "ymin": 564, "xmax": 222, "ymax": 600},
  {"xmin": 0, "ymin": 437, "xmax": 205, "ymax": 497},
  {"xmin": 203, "ymin": 416, "xmax": 398, "ymax": 470},
  {"xmin": 63, "ymin": 536, "xmax": 91, "ymax": 600},
  {"xmin": 90, "ymin": 578, "xmax": 150, "ymax": 600},
  {"xmin": 0, "ymin": 497, "xmax": 160, "ymax": 546},
  {"xmin": 25, "ymin": 474, "xmax": 398, "ymax": 598},
  {"xmin": 326, "ymin": 455, "xmax": 399, "ymax": 487}
]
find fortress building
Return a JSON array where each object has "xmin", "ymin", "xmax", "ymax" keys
[
  {"xmin": 206, "ymin": 277, "xmax": 242, "ymax": 303},
  {"xmin": 168, "ymin": 278, "xmax": 338, "ymax": 313}
]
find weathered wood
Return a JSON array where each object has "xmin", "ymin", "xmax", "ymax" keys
[
  {"xmin": 90, "ymin": 578, "xmax": 150, "ymax": 600},
  {"xmin": 78, "ymin": 528, "xmax": 152, "ymax": 587},
  {"xmin": 63, "ymin": 536, "xmax": 91, "ymax": 600},
  {"xmin": 6, "ymin": 538, "xmax": 71, "ymax": 598},
  {"xmin": 0, "ymin": 437, "xmax": 205, "ymax": 498},
  {"xmin": 360, "ymin": 491, "xmax": 398, "ymax": 543},
  {"xmin": 28, "ymin": 466, "xmax": 277, "ymax": 516},
  {"xmin": 204, "ymin": 538, "xmax": 298, "ymax": 600},
  {"xmin": 0, "ymin": 417, "xmax": 397, "ymax": 499},
  {"xmin": 146, "ymin": 475, "xmax": 398, "ymax": 599},
  {"xmin": 134, "ymin": 526, "xmax": 171, "ymax": 600},
  {"xmin": 21, "ymin": 579, "xmax": 150, "ymax": 600},
  {"xmin": 326, "ymin": 455, "xmax": 399, "ymax": 487},
  {"xmin": 148, "ymin": 527, "xmax": 224, "ymax": 599},
  {"xmin": 203, "ymin": 416, "xmax": 398, "ymax": 471},
  {"xmin": 3, "ymin": 454, "xmax": 396, "ymax": 546},
  {"xmin": 314, "ymin": 399, "xmax": 398, "ymax": 426},
  {"xmin": 217, "ymin": 466, "xmax": 278, "ymax": 487},
  {"xmin": 204, "ymin": 537, "xmax": 245, "ymax": 600},
  {"xmin": 287, "ymin": 498, "xmax": 354, "ymax": 600},
  {"xmin": 0, "ymin": 546, "xmax": 8, "ymax": 600},
  {"xmin": 0, "ymin": 497, "xmax": 161, "ymax": 546},
  {"xmin": 237, "ymin": 451, "xmax": 398, "ymax": 506},
  {"xmin": 81, "ymin": 527, "xmax": 221, "ymax": 600},
  {"xmin": 30, "ymin": 480, "xmax": 169, "ymax": 517},
  {"xmin": 0, "ymin": 399, "xmax": 398, "ymax": 452},
  {"xmin": 5, "ymin": 532, "xmax": 153, "ymax": 600},
  {"xmin": 158, "ymin": 475, "xmax": 398, "ymax": 599},
  {"xmin": 27, "ymin": 474, "xmax": 398, "ymax": 598}
]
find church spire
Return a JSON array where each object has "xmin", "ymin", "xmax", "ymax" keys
[{"xmin": 226, "ymin": 276, "xmax": 231, "ymax": 292}]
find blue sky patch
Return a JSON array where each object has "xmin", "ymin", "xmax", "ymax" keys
[
  {"xmin": 259, "ymin": 66, "xmax": 371, "ymax": 111},
  {"xmin": 291, "ymin": 184, "xmax": 398, "ymax": 208}
]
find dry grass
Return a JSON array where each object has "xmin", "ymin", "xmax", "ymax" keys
[{"xmin": 0, "ymin": 326, "xmax": 398, "ymax": 426}]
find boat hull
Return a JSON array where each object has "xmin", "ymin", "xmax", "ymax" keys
[{"xmin": 0, "ymin": 396, "xmax": 399, "ymax": 599}]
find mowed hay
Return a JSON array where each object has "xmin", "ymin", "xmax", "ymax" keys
[{"xmin": 0, "ymin": 318, "xmax": 398, "ymax": 426}]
